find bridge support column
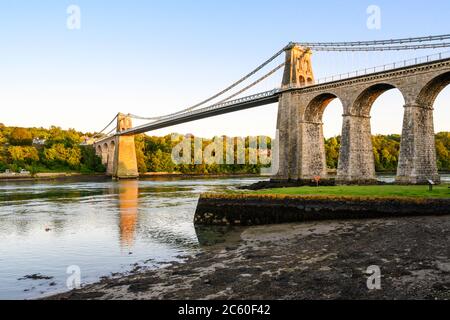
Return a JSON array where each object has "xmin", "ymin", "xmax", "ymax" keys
[
  {"xmin": 396, "ymin": 104, "xmax": 440, "ymax": 184},
  {"xmin": 337, "ymin": 114, "xmax": 377, "ymax": 184},
  {"xmin": 114, "ymin": 135, "xmax": 139, "ymax": 179},
  {"xmin": 273, "ymin": 93, "xmax": 299, "ymax": 180},
  {"xmin": 298, "ymin": 121, "xmax": 328, "ymax": 179},
  {"xmin": 106, "ymin": 141, "xmax": 116, "ymax": 176}
]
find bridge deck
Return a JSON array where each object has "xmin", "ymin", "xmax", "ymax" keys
[{"xmin": 120, "ymin": 91, "xmax": 280, "ymax": 136}]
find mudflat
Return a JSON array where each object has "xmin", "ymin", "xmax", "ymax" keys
[{"xmin": 47, "ymin": 215, "xmax": 450, "ymax": 300}]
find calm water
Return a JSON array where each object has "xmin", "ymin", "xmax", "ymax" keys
[{"xmin": 0, "ymin": 174, "xmax": 449, "ymax": 300}]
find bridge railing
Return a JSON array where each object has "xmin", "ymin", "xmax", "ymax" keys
[{"xmin": 315, "ymin": 50, "xmax": 450, "ymax": 85}]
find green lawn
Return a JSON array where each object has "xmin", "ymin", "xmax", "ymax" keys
[{"xmin": 248, "ymin": 184, "xmax": 450, "ymax": 199}]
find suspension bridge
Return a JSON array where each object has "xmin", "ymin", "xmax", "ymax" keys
[{"xmin": 92, "ymin": 34, "xmax": 450, "ymax": 184}]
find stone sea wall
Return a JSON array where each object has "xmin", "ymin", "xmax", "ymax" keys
[{"xmin": 194, "ymin": 194, "xmax": 450, "ymax": 226}]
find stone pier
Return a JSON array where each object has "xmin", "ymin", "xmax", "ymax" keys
[
  {"xmin": 336, "ymin": 114, "xmax": 377, "ymax": 184},
  {"xmin": 396, "ymin": 104, "xmax": 440, "ymax": 184}
]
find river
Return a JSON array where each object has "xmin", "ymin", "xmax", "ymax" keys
[{"xmin": 0, "ymin": 175, "xmax": 449, "ymax": 300}]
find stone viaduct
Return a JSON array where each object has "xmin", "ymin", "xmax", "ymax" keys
[
  {"xmin": 94, "ymin": 44, "xmax": 449, "ymax": 184},
  {"xmin": 275, "ymin": 44, "xmax": 449, "ymax": 184}
]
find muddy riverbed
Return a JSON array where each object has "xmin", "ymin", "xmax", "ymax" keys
[{"xmin": 48, "ymin": 215, "xmax": 450, "ymax": 300}]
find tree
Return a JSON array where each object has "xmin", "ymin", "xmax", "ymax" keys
[
  {"xmin": 7, "ymin": 146, "xmax": 39, "ymax": 164},
  {"xmin": 9, "ymin": 128, "xmax": 33, "ymax": 146},
  {"xmin": 135, "ymin": 135, "xmax": 148, "ymax": 173},
  {"xmin": 43, "ymin": 144, "xmax": 81, "ymax": 169},
  {"xmin": 436, "ymin": 132, "xmax": 450, "ymax": 170},
  {"xmin": 46, "ymin": 126, "xmax": 82, "ymax": 147},
  {"xmin": 325, "ymin": 137, "xmax": 340, "ymax": 169},
  {"xmin": 80, "ymin": 146, "xmax": 105, "ymax": 173},
  {"xmin": 0, "ymin": 131, "xmax": 6, "ymax": 145},
  {"xmin": 136, "ymin": 146, "xmax": 148, "ymax": 173}
]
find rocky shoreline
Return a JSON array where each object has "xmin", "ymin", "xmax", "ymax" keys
[{"xmin": 45, "ymin": 215, "xmax": 450, "ymax": 300}]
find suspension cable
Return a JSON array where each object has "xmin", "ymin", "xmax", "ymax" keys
[
  {"xmin": 105, "ymin": 127, "xmax": 116, "ymax": 136},
  {"xmin": 307, "ymin": 42, "xmax": 450, "ymax": 52},
  {"xmin": 128, "ymin": 45, "xmax": 288, "ymax": 121},
  {"xmin": 92, "ymin": 114, "xmax": 118, "ymax": 140},
  {"xmin": 295, "ymin": 34, "xmax": 450, "ymax": 48},
  {"xmin": 216, "ymin": 63, "xmax": 285, "ymax": 104}
]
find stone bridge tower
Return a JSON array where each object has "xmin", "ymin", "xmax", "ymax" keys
[
  {"xmin": 275, "ymin": 44, "xmax": 316, "ymax": 180},
  {"xmin": 114, "ymin": 113, "xmax": 139, "ymax": 179},
  {"xmin": 282, "ymin": 44, "xmax": 315, "ymax": 88},
  {"xmin": 93, "ymin": 113, "xmax": 139, "ymax": 179}
]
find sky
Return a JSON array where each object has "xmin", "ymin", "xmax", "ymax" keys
[{"xmin": 0, "ymin": 0, "xmax": 449, "ymax": 138}]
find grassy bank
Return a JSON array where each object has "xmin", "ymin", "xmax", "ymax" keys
[{"xmin": 245, "ymin": 185, "xmax": 450, "ymax": 199}]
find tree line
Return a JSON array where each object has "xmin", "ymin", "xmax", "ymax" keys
[
  {"xmin": 136, "ymin": 133, "xmax": 450, "ymax": 174},
  {"xmin": 134, "ymin": 135, "xmax": 270, "ymax": 175},
  {"xmin": 0, "ymin": 123, "xmax": 449, "ymax": 174},
  {"xmin": 325, "ymin": 133, "xmax": 450, "ymax": 172},
  {"xmin": 0, "ymin": 124, "xmax": 104, "ymax": 174}
]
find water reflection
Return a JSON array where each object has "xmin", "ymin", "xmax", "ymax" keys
[
  {"xmin": 195, "ymin": 226, "xmax": 241, "ymax": 247},
  {"xmin": 118, "ymin": 180, "xmax": 139, "ymax": 248}
]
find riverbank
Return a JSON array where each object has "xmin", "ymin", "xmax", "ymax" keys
[
  {"xmin": 45, "ymin": 215, "xmax": 450, "ymax": 300},
  {"xmin": 140, "ymin": 172, "xmax": 263, "ymax": 179},
  {"xmin": 2, "ymin": 172, "xmax": 449, "ymax": 183},
  {"xmin": 0, "ymin": 172, "xmax": 263, "ymax": 182},
  {"xmin": 0, "ymin": 172, "xmax": 92, "ymax": 182}
]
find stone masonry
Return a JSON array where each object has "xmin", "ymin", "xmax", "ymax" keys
[{"xmin": 274, "ymin": 45, "xmax": 450, "ymax": 184}]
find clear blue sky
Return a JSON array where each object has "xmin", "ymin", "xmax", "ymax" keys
[{"xmin": 1, "ymin": 0, "xmax": 449, "ymax": 138}]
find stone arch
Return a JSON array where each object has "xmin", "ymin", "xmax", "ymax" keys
[
  {"xmin": 118, "ymin": 115, "xmax": 133, "ymax": 132},
  {"xmin": 303, "ymin": 93, "xmax": 341, "ymax": 123},
  {"xmin": 101, "ymin": 143, "xmax": 109, "ymax": 166},
  {"xmin": 299, "ymin": 76, "xmax": 306, "ymax": 87},
  {"xmin": 416, "ymin": 71, "xmax": 450, "ymax": 107},
  {"xmin": 337, "ymin": 83, "xmax": 405, "ymax": 184},
  {"xmin": 299, "ymin": 93, "xmax": 344, "ymax": 179},
  {"xmin": 306, "ymin": 77, "xmax": 314, "ymax": 85},
  {"xmin": 96, "ymin": 145, "xmax": 102, "ymax": 158},
  {"xmin": 351, "ymin": 83, "xmax": 405, "ymax": 117},
  {"xmin": 107, "ymin": 140, "xmax": 116, "ymax": 176}
]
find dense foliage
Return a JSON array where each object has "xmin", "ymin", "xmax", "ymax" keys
[
  {"xmin": 325, "ymin": 132, "xmax": 450, "ymax": 172},
  {"xmin": 134, "ymin": 135, "xmax": 267, "ymax": 174},
  {"xmin": 0, "ymin": 124, "xmax": 105, "ymax": 174}
]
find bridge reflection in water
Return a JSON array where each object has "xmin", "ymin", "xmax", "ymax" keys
[
  {"xmin": 114, "ymin": 179, "xmax": 243, "ymax": 249},
  {"xmin": 117, "ymin": 180, "xmax": 139, "ymax": 248}
]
